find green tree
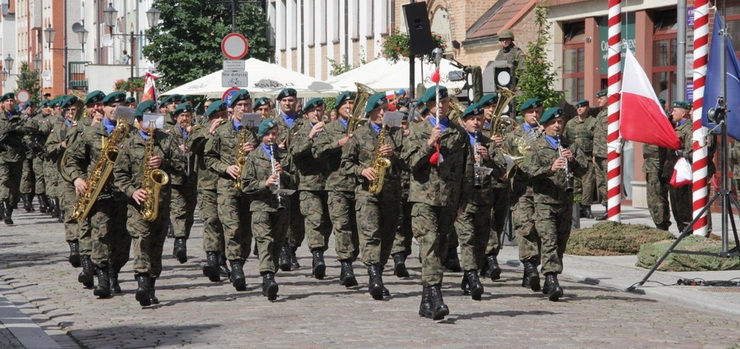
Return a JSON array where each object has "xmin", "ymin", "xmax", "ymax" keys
[
  {"xmin": 515, "ymin": 3, "xmax": 560, "ymax": 109},
  {"xmin": 15, "ymin": 62, "xmax": 41, "ymax": 103},
  {"xmin": 143, "ymin": 0, "xmax": 272, "ymax": 90}
]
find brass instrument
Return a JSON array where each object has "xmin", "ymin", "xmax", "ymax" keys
[
  {"xmin": 70, "ymin": 121, "xmax": 130, "ymax": 222},
  {"xmin": 490, "ymin": 87, "xmax": 517, "ymax": 137},
  {"xmin": 557, "ymin": 135, "xmax": 574, "ymax": 193},
  {"xmin": 368, "ymin": 125, "xmax": 391, "ymax": 194},
  {"xmin": 347, "ymin": 82, "xmax": 376, "ymax": 135},
  {"xmin": 140, "ymin": 122, "xmax": 170, "ymax": 222},
  {"xmin": 269, "ymin": 143, "xmax": 285, "ymax": 210},
  {"xmin": 447, "ymin": 96, "xmax": 466, "ymax": 125},
  {"xmin": 234, "ymin": 124, "xmax": 249, "ymax": 190}
]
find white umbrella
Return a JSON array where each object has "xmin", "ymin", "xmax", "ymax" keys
[
  {"xmin": 162, "ymin": 58, "xmax": 337, "ymax": 98},
  {"xmin": 327, "ymin": 57, "xmax": 465, "ymax": 93}
]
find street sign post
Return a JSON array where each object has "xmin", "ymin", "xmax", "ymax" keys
[
  {"xmin": 222, "ymin": 71, "xmax": 248, "ymax": 88},
  {"xmin": 221, "ymin": 33, "xmax": 249, "ymax": 60},
  {"xmin": 223, "ymin": 60, "xmax": 245, "ymax": 71}
]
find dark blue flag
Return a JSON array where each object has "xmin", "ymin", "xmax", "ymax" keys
[{"xmin": 703, "ymin": 12, "xmax": 740, "ymax": 140}]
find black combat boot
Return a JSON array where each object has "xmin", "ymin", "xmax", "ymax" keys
[
  {"xmin": 290, "ymin": 245, "xmax": 300, "ymax": 270},
  {"xmin": 460, "ymin": 275, "xmax": 470, "ymax": 296},
  {"xmin": 135, "ymin": 274, "xmax": 152, "ymax": 306},
  {"xmin": 218, "ymin": 254, "xmax": 231, "ymax": 278},
  {"xmin": 93, "ymin": 267, "xmax": 111, "ymax": 298},
  {"xmin": 311, "ymin": 249, "xmax": 326, "ymax": 280},
  {"xmin": 261, "ymin": 272, "xmax": 279, "ymax": 301},
  {"xmin": 656, "ymin": 223, "xmax": 670, "ymax": 231},
  {"xmin": 279, "ymin": 244, "xmax": 291, "ymax": 271},
  {"xmin": 595, "ymin": 206, "xmax": 608, "ymax": 221},
  {"xmin": 68, "ymin": 241, "xmax": 81, "ymax": 267},
  {"xmin": 173, "ymin": 238, "xmax": 187, "ymax": 264},
  {"xmin": 380, "ymin": 266, "xmax": 390, "ymax": 297},
  {"xmin": 465, "ymin": 270, "xmax": 484, "ymax": 300},
  {"xmin": 522, "ymin": 260, "xmax": 540, "ymax": 292},
  {"xmin": 1, "ymin": 200, "xmax": 13, "ymax": 225},
  {"xmin": 52, "ymin": 197, "xmax": 62, "ymax": 219},
  {"xmin": 339, "ymin": 260, "xmax": 357, "ymax": 287},
  {"xmin": 582, "ymin": 205, "xmax": 594, "ymax": 219},
  {"xmin": 544, "ymin": 273, "xmax": 563, "ymax": 301},
  {"xmin": 202, "ymin": 251, "xmax": 220, "ymax": 282},
  {"xmin": 21, "ymin": 193, "xmax": 33, "ymax": 212},
  {"xmin": 418, "ymin": 286, "xmax": 432, "ymax": 317},
  {"xmin": 428, "ymin": 284, "xmax": 449, "ymax": 320},
  {"xmin": 109, "ymin": 264, "xmax": 122, "ymax": 294},
  {"xmin": 38, "ymin": 194, "xmax": 48, "ymax": 213},
  {"xmin": 229, "ymin": 260, "xmax": 247, "ymax": 291},
  {"xmin": 392, "ymin": 252, "xmax": 409, "ymax": 278},
  {"xmin": 486, "ymin": 255, "xmax": 502, "ymax": 281},
  {"xmin": 149, "ymin": 277, "xmax": 159, "ymax": 304},
  {"xmin": 367, "ymin": 265, "xmax": 384, "ymax": 300},
  {"xmin": 78, "ymin": 255, "xmax": 95, "ymax": 288},
  {"xmin": 443, "ymin": 246, "xmax": 462, "ymax": 272}
]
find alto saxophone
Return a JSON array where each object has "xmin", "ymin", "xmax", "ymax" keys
[
  {"xmin": 70, "ymin": 121, "xmax": 130, "ymax": 222},
  {"xmin": 234, "ymin": 125, "xmax": 248, "ymax": 190},
  {"xmin": 368, "ymin": 125, "xmax": 391, "ymax": 194},
  {"xmin": 140, "ymin": 123, "xmax": 170, "ymax": 222}
]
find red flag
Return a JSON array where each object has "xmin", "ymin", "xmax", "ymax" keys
[
  {"xmin": 141, "ymin": 72, "xmax": 159, "ymax": 102},
  {"xmin": 620, "ymin": 50, "xmax": 681, "ymax": 150},
  {"xmin": 430, "ymin": 68, "xmax": 440, "ymax": 83}
]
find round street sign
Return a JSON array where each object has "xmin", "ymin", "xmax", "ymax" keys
[
  {"xmin": 221, "ymin": 33, "xmax": 249, "ymax": 60},
  {"xmin": 222, "ymin": 87, "xmax": 241, "ymax": 105},
  {"xmin": 16, "ymin": 89, "xmax": 31, "ymax": 103}
]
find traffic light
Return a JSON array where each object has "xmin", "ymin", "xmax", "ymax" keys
[
  {"xmin": 464, "ymin": 66, "xmax": 483, "ymax": 104},
  {"xmin": 483, "ymin": 60, "xmax": 514, "ymax": 91}
]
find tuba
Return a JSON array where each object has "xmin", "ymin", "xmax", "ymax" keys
[
  {"xmin": 368, "ymin": 125, "xmax": 391, "ymax": 194},
  {"xmin": 140, "ymin": 122, "xmax": 170, "ymax": 222},
  {"xmin": 447, "ymin": 96, "xmax": 467, "ymax": 125},
  {"xmin": 490, "ymin": 87, "xmax": 517, "ymax": 137},
  {"xmin": 347, "ymin": 82, "xmax": 376, "ymax": 135}
]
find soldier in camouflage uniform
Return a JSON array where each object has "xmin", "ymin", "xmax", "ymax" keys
[
  {"xmin": 313, "ymin": 91, "xmax": 359, "ymax": 286},
  {"xmin": 159, "ymin": 94, "xmax": 181, "ymax": 127},
  {"xmin": 505, "ymin": 98, "xmax": 543, "ymax": 292},
  {"xmin": 390, "ymin": 110, "xmax": 413, "ymax": 278},
  {"xmin": 454, "ymin": 104, "xmax": 506, "ymax": 300},
  {"xmin": 39, "ymin": 100, "xmax": 62, "ymax": 218},
  {"xmin": 253, "ymin": 97, "xmax": 273, "ymax": 120},
  {"xmin": 28, "ymin": 100, "xmax": 54, "ymax": 213},
  {"xmin": 341, "ymin": 93, "xmax": 405, "ymax": 299},
  {"xmin": 241, "ymin": 118, "xmax": 295, "ymax": 300},
  {"xmin": 643, "ymin": 100, "xmax": 672, "ymax": 231},
  {"xmin": 113, "ymin": 108, "xmax": 182, "ymax": 307},
  {"xmin": 19, "ymin": 102, "xmax": 39, "ymax": 212},
  {"xmin": 1, "ymin": 93, "xmax": 31, "ymax": 224},
  {"xmin": 495, "ymin": 30, "xmax": 526, "ymax": 87},
  {"xmin": 204, "ymin": 89, "xmax": 256, "ymax": 291},
  {"xmin": 402, "ymin": 86, "xmax": 465, "ymax": 320},
  {"xmin": 592, "ymin": 89, "xmax": 609, "ymax": 220},
  {"xmin": 563, "ymin": 99, "xmax": 596, "ymax": 219},
  {"xmin": 665, "ymin": 101, "xmax": 694, "ymax": 232},
  {"xmin": 67, "ymin": 91, "xmax": 132, "ymax": 298},
  {"xmin": 521, "ymin": 107, "xmax": 586, "ymax": 302}
]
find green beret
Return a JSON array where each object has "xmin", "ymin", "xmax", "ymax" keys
[
  {"xmin": 539, "ymin": 107, "xmax": 564, "ymax": 124},
  {"xmin": 461, "ymin": 104, "xmax": 484, "ymax": 119},
  {"xmin": 160, "ymin": 94, "xmax": 181, "ymax": 105},
  {"xmin": 39, "ymin": 100, "xmax": 49, "ymax": 108},
  {"xmin": 658, "ymin": 98, "xmax": 666, "ymax": 105},
  {"xmin": 257, "ymin": 118, "xmax": 278, "ymax": 138},
  {"xmin": 102, "ymin": 91, "xmax": 126, "ymax": 105},
  {"xmin": 60, "ymin": 96, "xmax": 79, "ymax": 109},
  {"xmin": 672, "ymin": 100, "xmax": 692, "ymax": 110},
  {"xmin": 24, "ymin": 100, "xmax": 36, "ymax": 108},
  {"xmin": 302, "ymin": 98, "xmax": 325, "ymax": 113},
  {"xmin": 277, "ymin": 88, "xmax": 297, "ymax": 100},
  {"xmin": 253, "ymin": 97, "xmax": 270, "ymax": 109},
  {"xmin": 419, "ymin": 86, "xmax": 449, "ymax": 104},
  {"xmin": 137, "ymin": 100, "xmax": 157, "ymax": 114},
  {"xmin": 335, "ymin": 91, "xmax": 356, "ymax": 110},
  {"xmin": 205, "ymin": 100, "xmax": 227, "ymax": 117},
  {"xmin": 478, "ymin": 93, "xmax": 499, "ymax": 107},
  {"xmin": 229, "ymin": 89, "xmax": 251, "ymax": 107},
  {"xmin": 181, "ymin": 95, "xmax": 193, "ymax": 102},
  {"xmin": 125, "ymin": 96, "xmax": 136, "ymax": 104},
  {"xmin": 365, "ymin": 93, "xmax": 388, "ymax": 113},
  {"xmin": 575, "ymin": 99, "xmax": 589, "ymax": 108},
  {"xmin": 0, "ymin": 93, "xmax": 15, "ymax": 102},
  {"xmin": 596, "ymin": 89, "xmax": 607, "ymax": 98},
  {"xmin": 519, "ymin": 98, "xmax": 542, "ymax": 111},
  {"xmin": 173, "ymin": 103, "xmax": 195, "ymax": 115},
  {"xmin": 399, "ymin": 110, "xmax": 409, "ymax": 121},
  {"xmin": 85, "ymin": 90, "xmax": 106, "ymax": 105},
  {"xmin": 134, "ymin": 109, "xmax": 144, "ymax": 119}
]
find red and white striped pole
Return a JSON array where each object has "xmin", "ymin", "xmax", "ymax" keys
[
  {"xmin": 691, "ymin": 0, "xmax": 710, "ymax": 236},
  {"xmin": 607, "ymin": 0, "xmax": 622, "ymax": 222}
]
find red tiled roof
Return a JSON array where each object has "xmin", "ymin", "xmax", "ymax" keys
[{"xmin": 469, "ymin": 0, "xmax": 532, "ymax": 39}]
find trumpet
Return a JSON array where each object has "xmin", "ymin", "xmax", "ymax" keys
[
  {"xmin": 556, "ymin": 135, "xmax": 574, "ymax": 193},
  {"xmin": 269, "ymin": 143, "xmax": 285, "ymax": 210}
]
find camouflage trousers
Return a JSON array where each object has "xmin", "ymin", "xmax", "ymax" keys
[
  {"xmin": 217, "ymin": 181, "xmax": 252, "ymax": 261},
  {"xmin": 668, "ymin": 183, "xmax": 692, "ymax": 233},
  {"xmin": 127, "ymin": 204, "xmax": 169, "ymax": 277},
  {"xmin": 60, "ymin": 181, "xmax": 92, "ymax": 254},
  {"xmin": 0, "ymin": 160, "xmax": 22, "ymax": 204},
  {"xmin": 252, "ymin": 207, "xmax": 290, "ymax": 273},
  {"xmin": 410, "ymin": 202, "xmax": 455, "ymax": 287},
  {"xmin": 514, "ymin": 194, "xmax": 540, "ymax": 264},
  {"xmin": 299, "ymin": 191, "xmax": 331, "ymax": 252},
  {"xmin": 199, "ymin": 188, "xmax": 225, "ymax": 254},
  {"xmin": 533, "ymin": 203, "xmax": 572, "ymax": 275},
  {"xmin": 89, "ymin": 196, "xmax": 131, "ymax": 270},
  {"xmin": 594, "ymin": 156, "xmax": 608, "ymax": 206},
  {"xmin": 327, "ymin": 190, "xmax": 359, "ymax": 261},
  {"xmin": 356, "ymin": 192, "xmax": 399, "ymax": 267},
  {"xmin": 486, "ymin": 186, "xmax": 511, "ymax": 256},
  {"xmin": 170, "ymin": 184, "xmax": 197, "ymax": 239},
  {"xmin": 44, "ymin": 159, "xmax": 58, "ymax": 198},
  {"xmin": 20, "ymin": 158, "xmax": 34, "ymax": 194},
  {"xmin": 646, "ymin": 172, "xmax": 671, "ymax": 228},
  {"xmin": 391, "ymin": 199, "xmax": 413, "ymax": 256},
  {"xmin": 32, "ymin": 157, "xmax": 45, "ymax": 194},
  {"xmin": 574, "ymin": 156, "xmax": 595, "ymax": 205},
  {"xmin": 454, "ymin": 203, "xmax": 491, "ymax": 272},
  {"xmin": 286, "ymin": 191, "xmax": 305, "ymax": 248}
]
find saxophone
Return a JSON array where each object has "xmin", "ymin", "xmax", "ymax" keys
[
  {"xmin": 368, "ymin": 125, "xmax": 391, "ymax": 194},
  {"xmin": 234, "ymin": 125, "xmax": 248, "ymax": 190},
  {"xmin": 140, "ymin": 124, "xmax": 170, "ymax": 222},
  {"xmin": 70, "ymin": 121, "xmax": 129, "ymax": 222}
]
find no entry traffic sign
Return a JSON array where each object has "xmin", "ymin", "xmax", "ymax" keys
[
  {"xmin": 16, "ymin": 89, "xmax": 30, "ymax": 103},
  {"xmin": 222, "ymin": 87, "xmax": 241, "ymax": 106},
  {"xmin": 221, "ymin": 33, "xmax": 249, "ymax": 60}
]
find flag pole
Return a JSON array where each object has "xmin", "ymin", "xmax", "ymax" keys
[
  {"xmin": 691, "ymin": 0, "xmax": 710, "ymax": 236},
  {"xmin": 606, "ymin": 0, "xmax": 622, "ymax": 222}
]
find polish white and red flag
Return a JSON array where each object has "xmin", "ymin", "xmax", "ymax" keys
[
  {"xmin": 620, "ymin": 49, "xmax": 681, "ymax": 149},
  {"xmin": 428, "ymin": 68, "xmax": 441, "ymax": 84},
  {"xmin": 141, "ymin": 71, "xmax": 160, "ymax": 103}
]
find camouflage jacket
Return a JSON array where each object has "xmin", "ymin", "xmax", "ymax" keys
[
  {"xmin": 313, "ymin": 118, "xmax": 355, "ymax": 192},
  {"xmin": 503, "ymin": 124, "xmax": 535, "ymax": 202},
  {"xmin": 663, "ymin": 120, "xmax": 693, "ymax": 176},
  {"xmin": 0, "ymin": 110, "xmax": 33, "ymax": 162},
  {"xmin": 163, "ymin": 124, "xmax": 196, "ymax": 186},
  {"xmin": 402, "ymin": 118, "xmax": 466, "ymax": 207},
  {"xmin": 642, "ymin": 144, "xmax": 666, "ymax": 174},
  {"xmin": 495, "ymin": 45, "xmax": 526, "ymax": 72},
  {"xmin": 275, "ymin": 113, "xmax": 303, "ymax": 151},
  {"xmin": 521, "ymin": 136, "xmax": 586, "ymax": 205},
  {"xmin": 204, "ymin": 120, "xmax": 257, "ymax": 181},
  {"xmin": 340, "ymin": 123, "xmax": 405, "ymax": 199},
  {"xmin": 186, "ymin": 123, "xmax": 219, "ymax": 191},
  {"xmin": 241, "ymin": 144, "xmax": 295, "ymax": 212},
  {"xmin": 44, "ymin": 115, "xmax": 79, "ymax": 163},
  {"xmin": 592, "ymin": 108, "xmax": 608, "ymax": 158},
  {"xmin": 459, "ymin": 133, "xmax": 507, "ymax": 207},
  {"xmin": 563, "ymin": 115, "xmax": 595, "ymax": 155},
  {"xmin": 290, "ymin": 119, "xmax": 328, "ymax": 191}
]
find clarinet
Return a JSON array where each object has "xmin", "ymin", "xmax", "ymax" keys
[
  {"xmin": 270, "ymin": 143, "xmax": 286, "ymax": 210},
  {"xmin": 473, "ymin": 134, "xmax": 482, "ymax": 189},
  {"xmin": 556, "ymin": 135, "xmax": 574, "ymax": 193}
]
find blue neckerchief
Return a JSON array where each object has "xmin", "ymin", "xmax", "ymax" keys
[
  {"xmin": 371, "ymin": 123, "xmax": 382, "ymax": 134},
  {"xmin": 178, "ymin": 125, "xmax": 188, "ymax": 139},
  {"xmin": 522, "ymin": 123, "xmax": 534, "ymax": 133},
  {"xmin": 428, "ymin": 116, "xmax": 450, "ymax": 133},
  {"xmin": 103, "ymin": 118, "xmax": 116, "ymax": 136},
  {"xmin": 676, "ymin": 119, "xmax": 688, "ymax": 127},
  {"xmin": 261, "ymin": 143, "xmax": 272, "ymax": 158},
  {"xmin": 282, "ymin": 113, "xmax": 298, "ymax": 128},
  {"xmin": 138, "ymin": 129, "xmax": 150, "ymax": 140},
  {"xmin": 65, "ymin": 119, "xmax": 72, "ymax": 127},
  {"xmin": 232, "ymin": 119, "xmax": 244, "ymax": 131},
  {"xmin": 467, "ymin": 131, "xmax": 478, "ymax": 147},
  {"xmin": 339, "ymin": 117, "xmax": 348, "ymax": 130},
  {"xmin": 545, "ymin": 135, "xmax": 559, "ymax": 149},
  {"xmin": 484, "ymin": 121, "xmax": 491, "ymax": 129}
]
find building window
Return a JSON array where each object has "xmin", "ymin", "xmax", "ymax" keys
[
  {"xmin": 306, "ymin": 0, "xmax": 315, "ymax": 46},
  {"xmin": 349, "ymin": 0, "xmax": 358, "ymax": 40},
  {"xmin": 319, "ymin": 0, "xmax": 326, "ymax": 44},
  {"xmin": 651, "ymin": 9, "xmax": 677, "ymax": 103},
  {"xmin": 563, "ymin": 21, "xmax": 586, "ymax": 103}
]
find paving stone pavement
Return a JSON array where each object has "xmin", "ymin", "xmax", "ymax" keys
[{"xmin": 0, "ymin": 207, "xmax": 739, "ymax": 348}]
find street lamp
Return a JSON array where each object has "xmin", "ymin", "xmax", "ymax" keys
[
  {"xmin": 44, "ymin": 23, "xmax": 87, "ymax": 94},
  {"xmin": 33, "ymin": 54, "xmax": 42, "ymax": 71},
  {"xmin": 44, "ymin": 25, "xmax": 55, "ymax": 48},
  {"xmin": 4, "ymin": 54, "xmax": 14, "ymax": 72}
]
